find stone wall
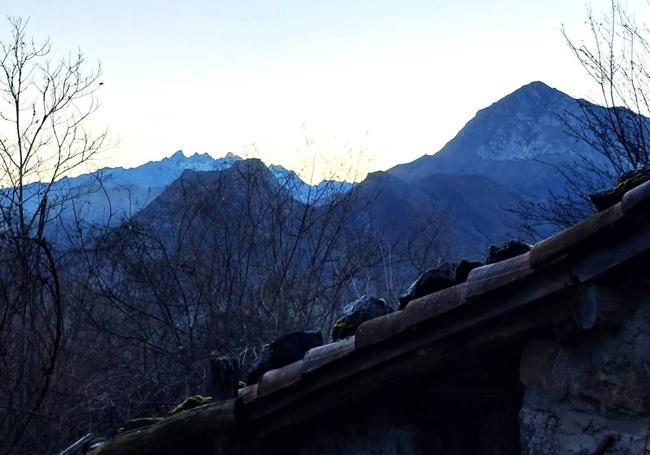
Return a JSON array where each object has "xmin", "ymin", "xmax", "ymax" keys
[{"xmin": 519, "ymin": 286, "xmax": 650, "ymax": 454}]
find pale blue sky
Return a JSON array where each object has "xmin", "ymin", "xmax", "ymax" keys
[{"xmin": 3, "ymin": 0, "xmax": 646, "ymax": 180}]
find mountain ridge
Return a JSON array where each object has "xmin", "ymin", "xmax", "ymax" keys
[
  {"xmin": 387, "ymin": 81, "xmax": 600, "ymax": 198},
  {"xmin": 43, "ymin": 80, "xmax": 608, "ymax": 258}
]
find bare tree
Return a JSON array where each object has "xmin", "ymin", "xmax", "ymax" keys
[
  {"xmin": 512, "ymin": 0, "xmax": 650, "ymax": 239},
  {"xmin": 0, "ymin": 17, "xmax": 108, "ymax": 454},
  {"xmin": 563, "ymin": 1, "xmax": 650, "ymax": 173},
  {"xmin": 0, "ymin": 18, "xmax": 445, "ymax": 453},
  {"xmin": 63, "ymin": 153, "xmax": 445, "ymax": 439}
]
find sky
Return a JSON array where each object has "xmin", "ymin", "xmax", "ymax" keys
[{"xmin": 3, "ymin": 0, "xmax": 648, "ymax": 182}]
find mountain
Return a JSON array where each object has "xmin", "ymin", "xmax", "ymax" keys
[
  {"xmin": 76, "ymin": 150, "xmax": 240, "ymax": 189},
  {"xmin": 134, "ymin": 158, "xmax": 291, "ymax": 233},
  {"xmin": 81, "ymin": 81, "xmax": 616, "ymax": 306},
  {"xmin": 348, "ymin": 169, "xmax": 520, "ymax": 261},
  {"xmin": 268, "ymin": 165, "xmax": 354, "ymax": 205},
  {"xmin": 47, "ymin": 81, "xmax": 609, "ymax": 261},
  {"xmin": 38, "ymin": 150, "xmax": 352, "ymax": 241},
  {"xmin": 28, "ymin": 151, "xmax": 240, "ymax": 231},
  {"xmin": 341, "ymin": 81, "xmax": 618, "ymax": 260},
  {"xmin": 389, "ymin": 81, "xmax": 596, "ymax": 197}
]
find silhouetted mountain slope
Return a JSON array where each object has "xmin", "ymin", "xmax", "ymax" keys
[
  {"xmin": 389, "ymin": 81, "xmax": 594, "ymax": 197},
  {"xmin": 349, "ymin": 170, "xmax": 518, "ymax": 260},
  {"xmin": 132, "ymin": 159, "xmax": 301, "ymax": 250}
]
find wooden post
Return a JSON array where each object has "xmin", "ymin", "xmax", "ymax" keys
[
  {"xmin": 209, "ymin": 354, "xmax": 239, "ymax": 403},
  {"xmin": 573, "ymin": 283, "xmax": 628, "ymax": 331}
]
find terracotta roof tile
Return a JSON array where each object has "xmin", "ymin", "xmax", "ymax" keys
[
  {"xmin": 238, "ymin": 384, "xmax": 258, "ymax": 405},
  {"xmin": 402, "ymin": 284, "xmax": 469, "ymax": 327},
  {"xmin": 301, "ymin": 337, "xmax": 355, "ymax": 375},
  {"xmin": 354, "ymin": 310, "xmax": 408, "ymax": 349},
  {"xmin": 529, "ymin": 202, "xmax": 623, "ymax": 268},
  {"xmin": 465, "ymin": 253, "xmax": 534, "ymax": 298},
  {"xmin": 466, "ymin": 252, "xmax": 530, "ymax": 282},
  {"xmin": 257, "ymin": 360, "xmax": 303, "ymax": 398},
  {"xmin": 622, "ymin": 179, "xmax": 650, "ymax": 212},
  {"xmin": 355, "ymin": 284, "xmax": 468, "ymax": 349}
]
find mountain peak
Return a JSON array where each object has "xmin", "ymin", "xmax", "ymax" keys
[
  {"xmin": 388, "ymin": 81, "xmax": 594, "ymax": 183},
  {"xmin": 169, "ymin": 150, "xmax": 186, "ymax": 160},
  {"xmin": 437, "ymin": 80, "xmax": 581, "ymax": 161},
  {"xmin": 519, "ymin": 80, "xmax": 553, "ymax": 92},
  {"xmin": 491, "ymin": 81, "xmax": 572, "ymax": 114},
  {"xmin": 224, "ymin": 152, "xmax": 242, "ymax": 160},
  {"xmin": 504, "ymin": 80, "xmax": 569, "ymax": 104}
]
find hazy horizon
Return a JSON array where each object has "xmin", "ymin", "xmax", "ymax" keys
[{"xmin": 4, "ymin": 0, "xmax": 648, "ymax": 181}]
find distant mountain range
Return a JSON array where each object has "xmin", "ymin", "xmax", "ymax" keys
[
  {"xmin": 36, "ymin": 150, "xmax": 352, "ymax": 239},
  {"xmin": 41, "ymin": 81, "xmax": 609, "ymax": 260}
]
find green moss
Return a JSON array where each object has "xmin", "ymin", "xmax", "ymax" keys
[
  {"xmin": 590, "ymin": 166, "xmax": 650, "ymax": 211},
  {"xmin": 90, "ymin": 399, "xmax": 237, "ymax": 455},
  {"xmin": 331, "ymin": 318, "xmax": 355, "ymax": 341},
  {"xmin": 168, "ymin": 395, "xmax": 212, "ymax": 416}
]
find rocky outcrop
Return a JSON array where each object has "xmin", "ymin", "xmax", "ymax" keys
[
  {"xmin": 331, "ymin": 295, "xmax": 392, "ymax": 341},
  {"xmin": 246, "ymin": 331, "xmax": 323, "ymax": 385}
]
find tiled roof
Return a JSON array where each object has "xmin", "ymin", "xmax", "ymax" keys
[{"xmin": 237, "ymin": 179, "xmax": 650, "ymax": 434}]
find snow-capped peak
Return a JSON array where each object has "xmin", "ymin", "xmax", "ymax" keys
[{"xmin": 38, "ymin": 151, "xmax": 353, "ymax": 236}]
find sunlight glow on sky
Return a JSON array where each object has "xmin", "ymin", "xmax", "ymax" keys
[{"xmin": 3, "ymin": 0, "xmax": 649, "ymax": 181}]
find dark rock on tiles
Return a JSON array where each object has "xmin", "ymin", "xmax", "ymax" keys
[
  {"xmin": 331, "ymin": 295, "xmax": 392, "ymax": 341},
  {"xmin": 398, "ymin": 264, "xmax": 456, "ymax": 309},
  {"xmin": 485, "ymin": 240, "xmax": 531, "ymax": 264},
  {"xmin": 454, "ymin": 259, "xmax": 483, "ymax": 282},
  {"xmin": 246, "ymin": 330, "xmax": 323, "ymax": 385}
]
